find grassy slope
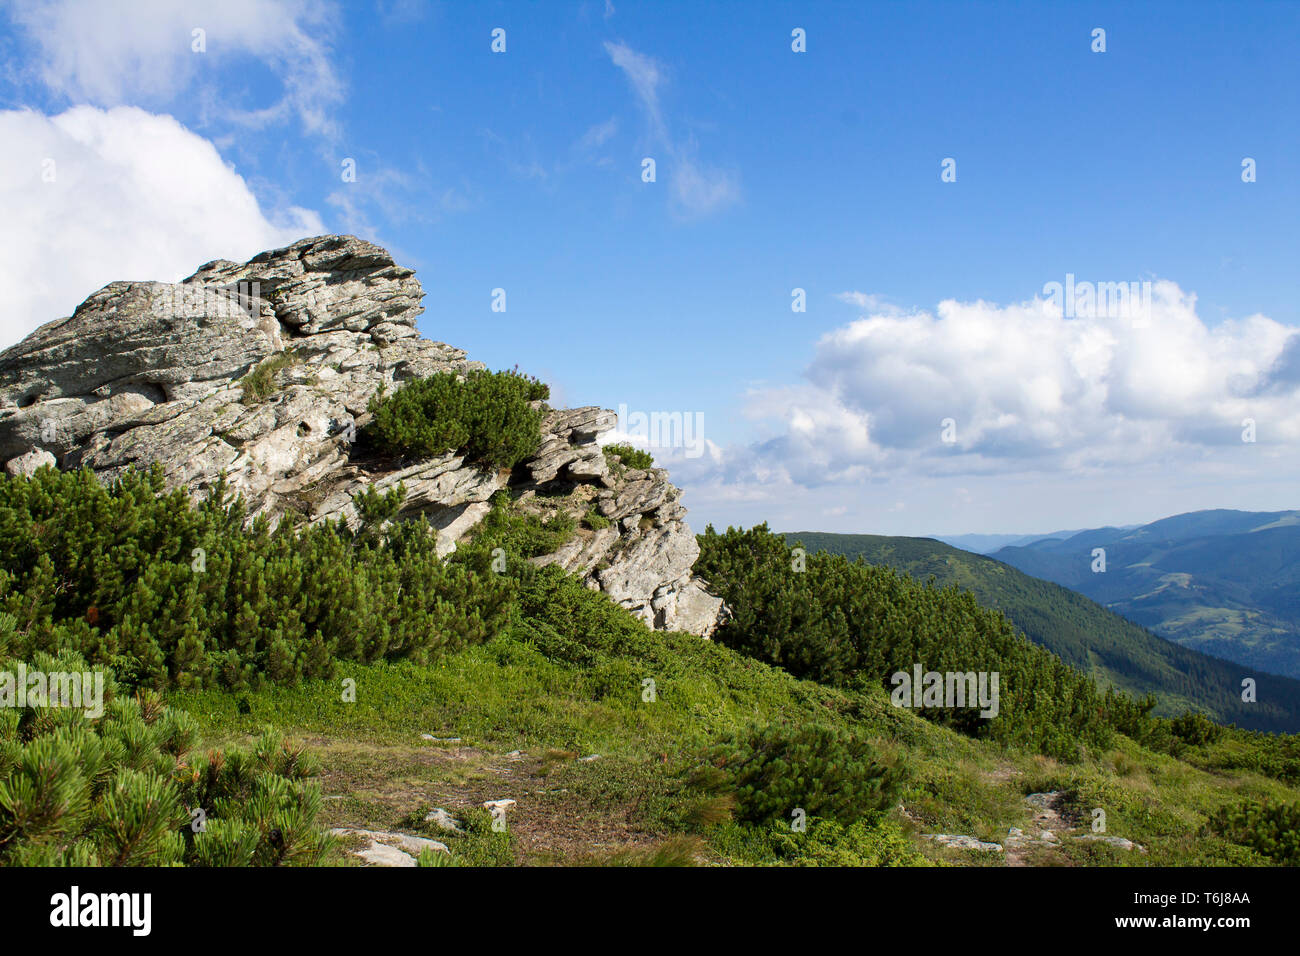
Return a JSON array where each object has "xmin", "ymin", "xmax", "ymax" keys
[
  {"xmin": 172, "ymin": 618, "xmax": 1296, "ymax": 867},
  {"xmin": 782, "ymin": 531, "xmax": 1300, "ymax": 732}
]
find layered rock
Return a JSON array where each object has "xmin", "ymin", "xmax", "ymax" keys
[{"xmin": 0, "ymin": 235, "xmax": 722, "ymax": 635}]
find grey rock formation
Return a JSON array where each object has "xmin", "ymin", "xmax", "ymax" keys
[
  {"xmin": 330, "ymin": 827, "xmax": 449, "ymax": 866},
  {"xmin": 0, "ymin": 235, "xmax": 722, "ymax": 636},
  {"xmin": 924, "ymin": 833, "xmax": 1004, "ymax": 853},
  {"xmin": 1073, "ymin": 833, "xmax": 1146, "ymax": 852}
]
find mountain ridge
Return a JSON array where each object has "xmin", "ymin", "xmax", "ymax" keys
[
  {"xmin": 781, "ymin": 530, "xmax": 1300, "ymax": 732},
  {"xmin": 992, "ymin": 509, "xmax": 1300, "ymax": 679}
]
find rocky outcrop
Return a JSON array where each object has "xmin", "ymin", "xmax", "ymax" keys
[{"xmin": 0, "ymin": 234, "xmax": 723, "ymax": 636}]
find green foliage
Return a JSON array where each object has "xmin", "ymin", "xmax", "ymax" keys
[
  {"xmin": 352, "ymin": 483, "xmax": 405, "ymax": 527},
  {"xmin": 1210, "ymin": 798, "xmax": 1300, "ymax": 865},
  {"xmin": 0, "ymin": 651, "xmax": 331, "ymax": 866},
  {"xmin": 711, "ymin": 815, "xmax": 930, "ymax": 867},
  {"xmin": 172, "ymin": 554, "xmax": 1300, "ymax": 868},
  {"xmin": 780, "ymin": 530, "xmax": 1300, "ymax": 733},
  {"xmin": 1171, "ymin": 710, "xmax": 1224, "ymax": 746},
  {"xmin": 602, "ymin": 443, "xmax": 654, "ymax": 471},
  {"xmin": 462, "ymin": 491, "xmax": 576, "ymax": 562},
  {"xmin": 365, "ymin": 369, "xmax": 548, "ymax": 468},
  {"xmin": 697, "ymin": 523, "xmax": 1114, "ymax": 759},
  {"xmin": 0, "ymin": 466, "xmax": 513, "ymax": 691},
  {"xmin": 582, "ymin": 508, "xmax": 611, "ymax": 531},
  {"xmin": 1175, "ymin": 725, "xmax": 1300, "ymax": 785},
  {"xmin": 238, "ymin": 351, "xmax": 299, "ymax": 404},
  {"xmin": 697, "ymin": 722, "xmax": 904, "ymax": 826},
  {"xmin": 992, "ymin": 514, "xmax": 1300, "ymax": 681}
]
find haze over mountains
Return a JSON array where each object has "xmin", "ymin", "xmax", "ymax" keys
[
  {"xmin": 986, "ymin": 510, "xmax": 1300, "ymax": 681},
  {"xmin": 932, "ymin": 529, "xmax": 1125, "ymax": 555}
]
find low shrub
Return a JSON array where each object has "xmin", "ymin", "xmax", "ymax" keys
[
  {"xmin": 0, "ymin": 651, "xmax": 332, "ymax": 866},
  {"xmin": 602, "ymin": 443, "xmax": 654, "ymax": 470},
  {"xmin": 0, "ymin": 466, "xmax": 513, "ymax": 691},
  {"xmin": 366, "ymin": 369, "xmax": 548, "ymax": 469},
  {"xmin": 696, "ymin": 523, "xmax": 1116, "ymax": 760},
  {"xmin": 1171, "ymin": 710, "xmax": 1224, "ymax": 747},
  {"xmin": 464, "ymin": 492, "xmax": 577, "ymax": 562},
  {"xmin": 1209, "ymin": 798, "xmax": 1300, "ymax": 865},
  {"xmin": 695, "ymin": 722, "xmax": 905, "ymax": 826}
]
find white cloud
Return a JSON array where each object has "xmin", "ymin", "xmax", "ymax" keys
[
  {"xmin": 678, "ymin": 283, "xmax": 1300, "ymax": 520},
  {"xmin": 836, "ymin": 290, "xmax": 907, "ymax": 316},
  {"xmin": 603, "ymin": 40, "xmax": 739, "ymax": 218},
  {"xmin": 603, "ymin": 42, "xmax": 665, "ymax": 138},
  {"xmin": 6, "ymin": 0, "xmax": 343, "ymax": 136},
  {"xmin": 576, "ymin": 117, "xmax": 619, "ymax": 151},
  {"xmin": 0, "ymin": 106, "xmax": 323, "ymax": 347}
]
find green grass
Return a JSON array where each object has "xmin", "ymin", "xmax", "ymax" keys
[
  {"xmin": 168, "ymin": 610, "xmax": 1300, "ymax": 867},
  {"xmin": 238, "ymin": 350, "xmax": 300, "ymax": 404}
]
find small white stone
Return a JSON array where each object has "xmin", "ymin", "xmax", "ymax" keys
[{"xmin": 423, "ymin": 808, "xmax": 464, "ymax": 833}]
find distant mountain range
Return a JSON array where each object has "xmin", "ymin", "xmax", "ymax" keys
[
  {"xmin": 781, "ymin": 529, "xmax": 1300, "ymax": 732},
  {"xmin": 988, "ymin": 510, "xmax": 1300, "ymax": 680},
  {"xmin": 931, "ymin": 529, "xmax": 1121, "ymax": 554}
]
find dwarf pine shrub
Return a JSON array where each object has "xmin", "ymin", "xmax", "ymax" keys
[
  {"xmin": 1171, "ymin": 710, "xmax": 1224, "ymax": 747},
  {"xmin": 366, "ymin": 369, "xmax": 549, "ymax": 469},
  {"xmin": 698, "ymin": 722, "xmax": 904, "ymax": 826},
  {"xmin": 0, "ymin": 651, "xmax": 332, "ymax": 866},
  {"xmin": 1210, "ymin": 798, "xmax": 1300, "ymax": 865},
  {"xmin": 695, "ymin": 523, "xmax": 1118, "ymax": 759},
  {"xmin": 602, "ymin": 443, "xmax": 654, "ymax": 470},
  {"xmin": 0, "ymin": 466, "xmax": 513, "ymax": 691}
]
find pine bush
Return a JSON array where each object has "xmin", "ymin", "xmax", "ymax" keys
[
  {"xmin": 602, "ymin": 443, "xmax": 654, "ymax": 470},
  {"xmin": 1210, "ymin": 798, "xmax": 1300, "ymax": 865},
  {"xmin": 366, "ymin": 369, "xmax": 548, "ymax": 468},
  {"xmin": 698, "ymin": 722, "xmax": 904, "ymax": 826},
  {"xmin": 0, "ymin": 652, "xmax": 333, "ymax": 866},
  {"xmin": 0, "ymin": 466, "xmax": 513, "ymax": 691},
  {"xmin": 695, "ymin": 523, "xmax": 1115, "ymax": 759}
]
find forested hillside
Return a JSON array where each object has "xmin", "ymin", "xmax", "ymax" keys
[
  {"xmin": 779, "ymin": 530, "xmax": 1300, "ymax": 732},
  {"xmin": 991, "ymin": 510, "xmax": 1300, "ymax": 680}
]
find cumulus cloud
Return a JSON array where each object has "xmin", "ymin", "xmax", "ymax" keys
[
  {"xmin": 681, "ymin": 282, "xmax": 1300, "ymax": 500},
  {"xmin": 6, "ymin": 0, "xmax": 343, "ymax": 137},
  {"xmin": 603, "ymin": 40, "xmax": 739, "ymax": 218},
  {"xmin": 0, "ymin": 106, "xmax": 323, "ymax": 347}
]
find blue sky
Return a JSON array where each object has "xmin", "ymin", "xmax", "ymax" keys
[{"xmin": 1, "ymin": 0, "xmax": 1297, "ymax": 535}]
